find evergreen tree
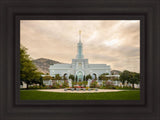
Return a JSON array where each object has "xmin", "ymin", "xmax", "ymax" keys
[
  {"xmin": 63, "ymin": 73, "xmax": 67, "ymax": 80},
  {"xmin": 69, "ymin": 74, "xmax": 75, "ymax": 81},
  {"xmin": 86, "ymin": 74, "xmax": 92, "ymax": 81},
  {"xmin": 83, "ymin": 75, "xmax": 86, "ymax": 81}
]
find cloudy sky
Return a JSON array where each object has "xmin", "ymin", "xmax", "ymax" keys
[{"xmin": 20, "ymin": 20, "xmax": 140, "ymax": 73}]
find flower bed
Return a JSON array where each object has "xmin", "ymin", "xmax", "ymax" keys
[{"xmin": 64, "ymin": 87, "xmax": 98, "ymax": 91}]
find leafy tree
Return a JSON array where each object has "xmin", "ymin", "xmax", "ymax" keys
[
  {"xmin": 30, "ymin": 71, "xmax": 44, "ymax": 87},
  {"xmin": 39, "ymin": 76, "xmax": 43, "ymax": 86},
  {"xmin": 55, "ymin": 74, "xmax": 62, "ymax": 80},
  {"xmin": 102, "ymin": 73, "xmax": 109, "ymax": 75},
  {"xmin": 128, "ymin": 72, "xmax": 140, "ymax": 89},
  {"xmin": 120, "ymin": 70, "xmax": 130, "ymax": 85},
  {"xmin": 111, "ymin": 76, "xmax": 119, "ymax": 81},
  {"xmin": 69, "ymin": 74, "xmax": 74, "ymax": 81},
  {"xmin": 86, "ymin": 74, "xmax": 92, "ymax": 81},
  {"xmin": 120, "ymin": 70, "xmax": 140, "ymax": 88},
  {"xmin": 99, "ymin": 74, "xmax": 106, "ymax": 80},
  {"xmin": 43, "ymin": 75, "xmax": 53, "ymax": 80},
  {"xmin": 20, "ymin": 46, "xmax": 42, "ymax": 89}
]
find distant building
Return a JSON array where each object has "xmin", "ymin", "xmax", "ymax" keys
[{"xmin": 49, "ymin": 31, "xmax": 111, "ymax": 82}]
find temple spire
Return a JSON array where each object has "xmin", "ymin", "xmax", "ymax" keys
[
  {"xmin": 76, "ymin": 30, "xmax": 84, "ymax": 59},
  {"xmin": 79, "ymin": 30, "xmax": 81, "ymax": 43}
]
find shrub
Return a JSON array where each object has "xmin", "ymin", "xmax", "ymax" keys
[
  {"xmin": 72, "ymin": 81, "xmax": 77, "ymax": 87},
  {"xmin": 90, "ymin": 80, "xmax": 98, "ymax": 88},
  {"xmin": 82, "ymin": 81, "xmax": 87, "ymax": 87},
  {"xmin": 42, "ymin": 86, "xmax": 47, "ymax": 89},
  {"xmin": 62, "ymin": 81, "xmax": 69, "ymax": 88},
  {"xmin": 99, "ymin": 86, "xmax": 104, "ymax": 89},
  {"xmin": 102, "ymin": 80, "xmax": 113, "ymax": 89},
  {"xmin": 105, "ymin": 85, "xmax": 115, "ymax": 89},
  {"xmin": 114, "ymin": 86, "xmax": 134, "ymax": 89},
  {"xmin": 86, "ymin": 87, "xmax": 89, "ymax": 90},
  {"xmin": 52, "ymin": 83, "xmax": 60, "ymax": 89}
]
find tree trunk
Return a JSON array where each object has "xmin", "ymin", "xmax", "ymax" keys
[
  {"xmin": 122, "ymin": 81, "xmax": 125, "ymax": 86},
  {"xmin": 132, "ymin": 83, "xmax": 135, "ymax": 89},
  {"xmin": 27, "ymin": 84, "xmax": 29, "ymax": 89}
]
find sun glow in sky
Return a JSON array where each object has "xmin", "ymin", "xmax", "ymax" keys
[{"xmin": 20, "ymin": 20, "xmax": 140, "ymax": 72}]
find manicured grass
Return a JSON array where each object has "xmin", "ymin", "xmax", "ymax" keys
[{"xmin": 20, "ymin": 90, "xmax": 140, "ymax": 100}]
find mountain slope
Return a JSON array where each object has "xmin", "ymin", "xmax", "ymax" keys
[
  {"xmin": 111, "ymin": 70, "xmax": 122, "ymax": 75},
  {"xmin": 32, "ymin": 58, "xmax": 62, "ymax": 74}
]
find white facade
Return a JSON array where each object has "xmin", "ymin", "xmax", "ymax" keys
[{"xmin": 49, "ymin": 31, "xmax": 111, "ymax": 82}]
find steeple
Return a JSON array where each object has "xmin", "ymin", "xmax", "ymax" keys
[
  {"xmin": 79, "ymin": 30, "xmax": 81, "ymax": 43},
  {"xmin": 76, "ymin": 30, "xmax": 84, "ymax": 59}
]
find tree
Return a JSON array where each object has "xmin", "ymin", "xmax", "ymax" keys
[
  {"xmin": 30, "ymin": 71, "xmax": 44, "ymax": 87},
  {"xmin": 43, "ymin": 75, "xmax": 53, "ymax": 80},
  {"xmin": 120, "ymin": 70, "xmax": 140, "ymax": 88},
  {"xmin": 69, "ymin": 74, "xmax": 75, "ymax": 81},
  {"xmin": 39, "ymin": 76, "xmax": 43, "ymax": 86},
  {"xmin": 86, "ymin": 74, "xmax": 92, "ymax": 81},
  {"xmin": 83, "ymin": 75, "xmax": 86, "ymax": 81},
  {"xmin": 120, "ymin": 70, "xmax": 130, "ymax": 86},
  {"xmin": 55, "ymin": 74, "xmax": 62, "ymax": 80},
  {"xmin": 20, "ymin": 46, "xmax": 42, "ymax": 89},
  {"xmin": 111, "ymin": 76, "xmax": 119, "ymax": 81},
  {"xmin": 102, "ymin": 73, "xmax": 109, "ymax": 75},
  {"xmin": 128, "ymin": 72, "xmax": 140, "ymax": 89},
  {"xmin": 93, "ymin": 73, "xmax": 97, "ymax": 80},
  {"xmin": 63, "ymin": 73, "xmax": 67, "ymax": 80},
  {"xmin": 99, "ymin": 74, "xmax": 106, "ymax": 80}
]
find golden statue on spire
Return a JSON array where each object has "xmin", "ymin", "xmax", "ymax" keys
[{"xmin": 79, "ymin": 30, "xmax": 81, "ymax": 35}]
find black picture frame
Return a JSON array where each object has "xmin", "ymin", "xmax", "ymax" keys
[{"xmin": 0, "ymin": 0, "xmax": 160, "ymax": 120}]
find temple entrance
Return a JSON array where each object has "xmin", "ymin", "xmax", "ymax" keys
[{"xmin": 77, "ymin": 71, "xmax": 83, "ymax": 82}]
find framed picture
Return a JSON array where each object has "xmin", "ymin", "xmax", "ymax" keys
[
  {"xmin": 0, "ymin": 0, "xmax": 159, "ymax": 120},
  {"xmin": 19, "ymin": 19, "xmax": 141, "ymax": 101}
]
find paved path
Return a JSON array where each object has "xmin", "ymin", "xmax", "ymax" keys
[{"xmin": 37, "ymin": 89, "xmax": 126, "ymax": 93}]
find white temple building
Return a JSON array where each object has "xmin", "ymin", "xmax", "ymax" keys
[{"xmin": 49, "ymin": 31, "xmax": 111, "ymax": 82}]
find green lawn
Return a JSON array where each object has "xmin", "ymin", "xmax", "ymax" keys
[{"xmin": 20, "ymin": 90, "xmax": 140, "ymax": 100}]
